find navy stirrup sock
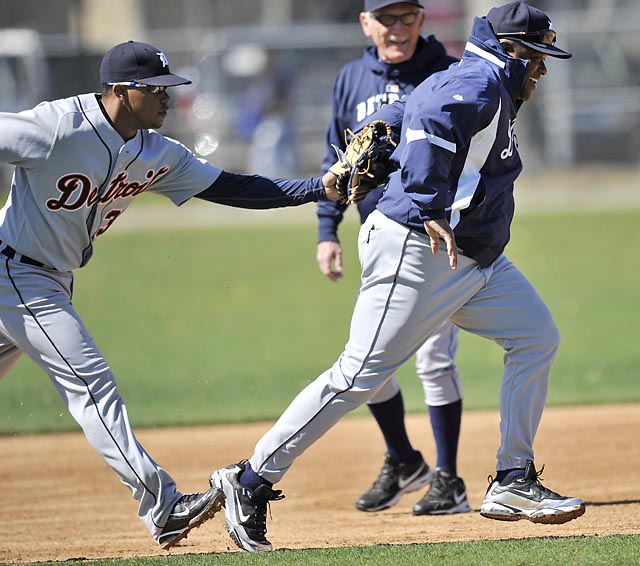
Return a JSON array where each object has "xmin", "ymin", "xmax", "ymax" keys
[
  {"xmin": 239, "ymin": 462, "xmax": 272, "ymax": 490},
  {"xmin": 496, "ymin": 468, "xmax": 525, "ymax": 485},
  {"xmin": 368, "ymin": 391, "xmax": 419, "ymax": 464},
  {"xmin": 428, "ymin": 399, "xmax": 462, "ymax": 476}
]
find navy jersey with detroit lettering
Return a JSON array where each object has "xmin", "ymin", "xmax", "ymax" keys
[{"xmin": 318, "ymin": 35, "xmax": 457, "ymax": 243}]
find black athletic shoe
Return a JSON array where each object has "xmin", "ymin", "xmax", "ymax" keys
[
  {"xmin": 210, "ymin": 462, "xmax": 285, "ymax": 552},
  {"xmin": 356, "ymin": 452, "xmax": 432, "ymax": 512},
  {"xmin": 412, "ymin": 468, "xmax": 471, "ymax": 515},
  {"xmin": 158, "ymin": 486, "xmax": 225, "ymax": 549},
  {"xmin": 480, "ymin": 460, "xmax": 585, "ymax": 524}
]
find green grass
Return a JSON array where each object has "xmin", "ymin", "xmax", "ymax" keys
[
  {"xmin": 1, "ymin": 210, "xmax": 639, "ymax": 434},
  {"xmin": 14, "ymin": 535, "xmax": 640, "ymax": 566},
  {"xmin": 2, "ymin": 209, "xmax": 639, "ymax": 566}
]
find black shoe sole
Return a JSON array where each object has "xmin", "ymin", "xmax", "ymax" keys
[{"xmin": 161, "ymin": 490, "xmax": 226, "ymax": 550}]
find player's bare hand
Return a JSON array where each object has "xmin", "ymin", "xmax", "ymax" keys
[
  {"xmin": 322, "ymin": 171, "xmax": 342, "ymax": 201},
  {"xmin": 424, "ymin": 219, "xmax": 457, "ymax": 270},
  {"xmin": 317, "ymin": 241, "xmax": 343, "ymax": 282}
]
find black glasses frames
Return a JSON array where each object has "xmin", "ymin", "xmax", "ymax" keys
[{"xmin": 371, "ymin": 11, "xmax": 421, "ymax": 27}]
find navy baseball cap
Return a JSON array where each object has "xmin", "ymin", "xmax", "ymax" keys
[
  {"xmin": 100, "ymin": 41, "xmax": 191, "ymax": 86},
  {"xmin": 486, "ymin": 1, "xmax": 571, "ymax": 59},
  {"xmin": 364, "ymin": 0, "xmax": 423, "ymax": 12}
]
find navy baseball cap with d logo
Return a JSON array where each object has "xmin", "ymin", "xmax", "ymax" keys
[
  {"xmin": 100, "ymin": 40, "xmax": 191, "ymax": 86},
  {"xmin": 487, "ymin": 1, "xmax": 572, "ymax": 59}
]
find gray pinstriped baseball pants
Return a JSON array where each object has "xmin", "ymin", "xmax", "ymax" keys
[
  {"xmin": 251, "ymin": 209, "xmax": 559, "ymax": 483},
  {"xmin": 0, "ymin": 258, "xmax": 180, "ymax": 539}
]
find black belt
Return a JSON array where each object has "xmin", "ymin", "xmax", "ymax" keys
[{"xmin": 0, "ymin": 244, "xmax": 45, "ymax": 268}]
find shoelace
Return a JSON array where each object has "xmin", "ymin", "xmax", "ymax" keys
[
  {"xmin": 371, "ymin": 457, "xmax": 400, "ymax": 490},
  {"xmin": 527, "ymin": 465, "xmax": 564, "ymax": 498},
  {"xmin": 429, "ymin": 472, "xmax": 450, "ymax": 495},
  {"xmin": 265, "ymin": 490, "xmax": 285, "ymax": 523},
  {"xmin": 487, "ymin": 463, "xmax": 547, "ymax": 485},
  {"xmin": 252, "ymin": 488, "xmax": 285, "ymax": 530},
  {"xmin": 488, "ymin": 464, "xmax": 562, "ymax": 497}
]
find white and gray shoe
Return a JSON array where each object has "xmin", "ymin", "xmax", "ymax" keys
[{"xmin": 480, "ymin": 461, "xmax": 585, "ymax": 524}]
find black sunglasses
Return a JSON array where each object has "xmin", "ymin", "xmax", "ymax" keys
[
  {"xmin": 371, "ymin": 11, "xmax": 421, "ymax": 27},
  {"xmin": 496, "ymin": 30, "xmax": 557, "ymax": 47}
]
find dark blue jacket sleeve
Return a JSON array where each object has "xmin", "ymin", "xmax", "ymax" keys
[
  {"xmin": 196, "ymin": 171, "xmax": 327, "ymax": 209},
  {"xmin": 318, "ymin": 69, "xmax": 350, "ymax": 243},
  {"xmin": 317, "ymin": 199, "xmax": 348, "ymax": 243}
]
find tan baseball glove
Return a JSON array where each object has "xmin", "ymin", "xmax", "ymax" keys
[{"xmin": 328, "ymin": 120, "xmax": 396, "ymax": 204}]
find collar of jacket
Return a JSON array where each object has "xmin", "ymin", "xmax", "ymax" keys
[
  {"xmin": 461, "ymin": 17, "xmax": 529, "ymax": 106},
  {"xmin": 364, "ymin": 35, "xmax": 447, "ymax": 79}
]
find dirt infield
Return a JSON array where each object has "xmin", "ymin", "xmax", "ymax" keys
[{"xmin": 2, "ymin": 404, "xmax": 639, "ymax": 563}]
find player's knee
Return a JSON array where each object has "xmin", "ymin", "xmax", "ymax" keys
[
  {"xmin": 421, "ymin": 372, "xmax": 462, "ymax": 406},
  {"xmin": 539, "ymin": 315, "xmax": 561, "ymax": 356},
  {"xmin": 324, "ymin": 360, "xmax": 377, "ymax": 393},
  {"xmin": 521, "ymin": 315, "xmax": 560, "ymax": 362},
  {"xmin": 367, "ymin": 376, "xmax": 400, "ymax": 404}
]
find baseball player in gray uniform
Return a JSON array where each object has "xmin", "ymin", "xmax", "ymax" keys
[
  {"xmin": 0, "ymin": 40, "xmax": 342, "ymax": 549},
  {"xmin": 211, "ymin": 1, "xmax": 585, "ymax": 552},
  {"xmin": 318, "ymin": 0, "xmax": 468, "ymax": 516}
]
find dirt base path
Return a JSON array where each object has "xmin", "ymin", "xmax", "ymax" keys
[{"xmin": 2, "ymin": 404, "xmax": 639, "ymax": 563}]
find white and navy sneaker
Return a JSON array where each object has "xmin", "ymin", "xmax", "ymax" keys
[
  {"xmin": 158, "ymin": 486, "xmax": 225, "ymax": 549},
  {"xmin": 210, "ymin": 462, "xmax": 284, "ymax": 552},
  {"xmin": 412, "ymin": 468, "xmax": 471, "ymax": 515},
  {"xmin": 480, "ymin": 461, "xmax": 585, "ymax": 524},
  {"xmin": 356, "ymin": 452, "xmax": 432, "ymax": 512}
]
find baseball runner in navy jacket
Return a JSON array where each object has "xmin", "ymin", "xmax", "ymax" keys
[
  {"xmin": 0, "ymin": 40, "xmax": 341, "ymax": 550},
  {"xmin": 317, "ymin": 0, "xmax": 469, "ymax": 516},
  {"xmin": 212, "ymin": 2, "xmax": 585, "ymax": 552}
]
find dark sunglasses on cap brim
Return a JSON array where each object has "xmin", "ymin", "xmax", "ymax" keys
[{"xmin": 496, "ymin": 29, "xmax": 557, "ymax": 47}]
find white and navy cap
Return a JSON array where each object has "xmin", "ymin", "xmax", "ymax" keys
[{"xmin": 100, "ymin": 40, "xmax": 191, "ymax": 86}]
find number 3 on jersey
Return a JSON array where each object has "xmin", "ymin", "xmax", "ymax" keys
[{"xmin": 97, "ymin": 209, "xmax": 123, "ymax": 236}]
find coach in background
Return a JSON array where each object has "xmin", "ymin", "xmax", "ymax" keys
[{"xmin": 317, "ymin": 0, "xmax": 469, "ymax": 516}]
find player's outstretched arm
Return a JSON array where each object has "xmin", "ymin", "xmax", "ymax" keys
[{"xmin": 194, "ymin": 171, "xmax": 340, "ymax": 209}]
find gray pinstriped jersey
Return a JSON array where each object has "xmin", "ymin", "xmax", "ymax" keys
[{"xmin": 0, "ymin": 93, "xmax": 221, "ymax": 271}]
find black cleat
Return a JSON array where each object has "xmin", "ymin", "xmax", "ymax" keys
[
  {"xmin": 210, "ymin": 462, "xmax": 284, "ymax": 552},
  {"xmin": 158, "ymin": 486, "xmax": 225, "ymax": 549},
  {"xmin": 412, "ymin": 468, "xmax": 471, "ymax": 515},
  {"xmin": 356, "ymin": 452, "xmax": 432, "ymax": 512}
]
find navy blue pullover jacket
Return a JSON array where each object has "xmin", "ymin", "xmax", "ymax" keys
[
  {"xmin": 377, "ymin": 17, "xmax": 530, "ymax": 267},
  {"xmin": 318, "ymin": 35, "xmax": 457, "ymax": 243}
]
